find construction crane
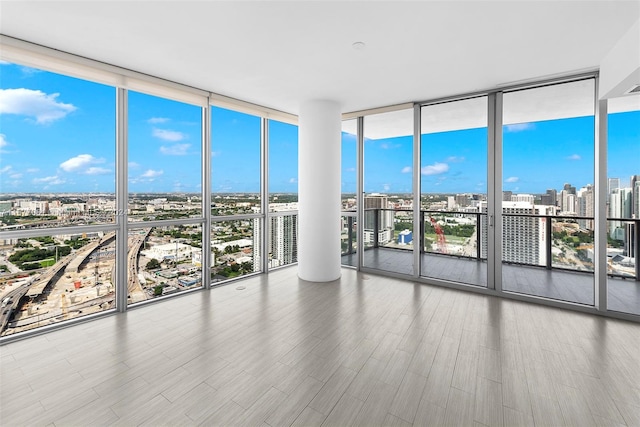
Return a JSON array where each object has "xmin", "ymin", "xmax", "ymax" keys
[{"xmin": 428, "ymin": 216, "xmax": 447, "ymax": 254}]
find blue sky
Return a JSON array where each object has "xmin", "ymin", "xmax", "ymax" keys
[{"xmin": 1, "ymin": 61, "xmax": 638, "ymax": 195}]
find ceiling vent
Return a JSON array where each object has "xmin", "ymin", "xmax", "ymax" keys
[{"xmin": 624, "ymin": 84, "xmax": 640, "ymax": 95}]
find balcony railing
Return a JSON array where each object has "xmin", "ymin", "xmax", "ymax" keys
[{"xmin": 358, "ymin": 209, "xmax": 639, "ymax": 281}]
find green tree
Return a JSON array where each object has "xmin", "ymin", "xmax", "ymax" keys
[{"xmin": 146, "ymin": 259, "xmax": 161, "ymax": 270}]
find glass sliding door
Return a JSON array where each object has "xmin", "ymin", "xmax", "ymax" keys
[
  {"xmin": 362, "ymin": 109, "xmax": 414, "ymax": 275},
  {"xmin": 501, "ymin": 79, "xmax": 596, "ymax": 305},
  {"xmin": 606, "ymin": 93, "xmax": 640, "ymax": 315},
  {"xmin": 420, "ymin": 97, "xmax": 488, "ymax": 286}
]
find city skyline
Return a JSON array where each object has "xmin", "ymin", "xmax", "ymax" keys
[{"xmin": 1, "ymin": 61, "xmax": 638, "ymax": 195}]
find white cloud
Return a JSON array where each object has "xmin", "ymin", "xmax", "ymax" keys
[
  {"xmin": 26, "ymin": 168, "xmax": 39, "ymax": 173},
  {"xmin": 383, "ymin": 184, "xmax": 391, "ymax": 191},
  {"xmin": 0, "ymin": 134, "xmax": 8, "ymax": 147},
  {"xmin": 147, "ymin": 117, "xmax": 170, "ymax": 124},
  {"xmin": 128, "ymin": 161, "xmax": 141, "ymax": 169},
  {"xmin": 152, "ymin": 128, "xmax": 185, "ymax": 142},
  {"xmin": 421, "ymin": 162, "xmax": 449, "ymax": 176},
  {"xmin": 401, "ymin": 166, "xmax": 412, "ymax": 174},
  {"xmin": 160, "ymin": 143, "xmax": 190, "ymax": 156},
  {"xmin": 141, "ymin": 169, "xmax": 163, "ymax": 178},
  {"xmin": 20, "ymin": 66, "xmax": 42, "ymax": 77},
  {"xmin": 9, "ymin": 173, "xmax": 22, "ymax": 179},
  {"xmin": 505, "ymin": 123, "xmax": 535, "ymax": 132},
  {"xmin": 0, "ymin": 88, "xmax": 76, "ymax": 124},
  {"xmin": 380, "ymin": 143, "xmax": 389, "ymax": 149},
  {"xmin": 212, "ymin": 151, "xmax": 221, "ymax": 157},
  {"xmin": 505, "ymin": 176, "xmax": 519, "ymax": 183},
  {"xmin": 85, "ymin": 167, "xmax": 111, "ymax": 175},
  {"xmin": 446, "ymin": 156, "xmax": 465, "ymax": 163},
  {"xmin": 0, "ymin": 165, "xmax": 12, "ymax": 174},
  {"xmin": 567, "ymin": 154, "xmax": 581, "ymax": 160},
  {"xmin": 288, "ymin": 177, "xmax": 297, "ymax": 184},
  {"xmin": 345, "ymin": 167, "xmax": 356, "ymax": 172},
  {"xmin": 59, "ymin": 154, "xmax": 106, "ymax": 173},
  {"xmin": 33, "ymin": 175, "xmax": 65, "ymax": 185}
]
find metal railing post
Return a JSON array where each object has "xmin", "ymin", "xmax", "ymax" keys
[
  {"xmin": 476, "ymin": 213, "xmax": 481, "ymax": 260},
  {"xmin": 546, "ymin": 215, "xmax": 553, "ymax": 270},
  {"xmin": 635, "ymin": 221, "xmax": 640, "ymax": 281},
  {"xmin": 374, "ymin": 209, "xmax": 379, "ymax": 248},
  {"xmin": 348, "ymin": 216, "xmax": 354, "ymax": 255},
  {"xmin": 419, "ymin": 211, "xmax": 425, "ymax": 254}
]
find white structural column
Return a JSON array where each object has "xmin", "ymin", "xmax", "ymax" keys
[{"xmin": 298, "ymin": 100, "xmax": 342, "ymax": 282}]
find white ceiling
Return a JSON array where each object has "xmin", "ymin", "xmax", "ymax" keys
[{"xmin": 1, "ymin": 1, "xmax": 638, "ymax": 115}]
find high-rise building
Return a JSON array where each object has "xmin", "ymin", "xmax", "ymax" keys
[
  {"xmin": 577, "ymin": 184, "xmax": 595, "ymax": 230},
  {"xmin": 609, "ymin": 187, "xmax": 633, "ymax": 239},
  {"xmin": 268, "ymin": 215, "xmax": 298, "ymax": 268},
  {"xmin": 511, "ymin": 194, "xmax": 534, "ymax": 204},
  {"xmin": 480, "ymin": 201, "xmax": 552, "ymax": 266},
  {"xmin": 560, "ymin": 183, "xmax": 576, "ymax": 213},
  {"xmin": 540, "ymin": 189, "xmax": 557, "ymax": 207},
  {"xmin": 631, "ymin": 175, "xmax": 640, "ymax": 217},
  {"xmin": 608, "ymin": 177, "xmax": 620, "ymax": 204},
  {"xmin": 364, "ymin": 194, "xmax": 393, "ymax": 245}
]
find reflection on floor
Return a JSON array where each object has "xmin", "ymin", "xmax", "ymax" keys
[
  {"xmin": 343, "ymin": 247, "xmax": 639, "ymax": 315},
  {"xmin": 2, "ymin": 266, "xmax": 639, "ymax": 426}
]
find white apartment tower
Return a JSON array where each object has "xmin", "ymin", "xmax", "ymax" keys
[
  {"xmin": 480, "ymin": 201, "xmax": 551, "ymax": 266},
  {"xmin": 609, "ymin": 187, "xmax": 633, "ymax": 239}
]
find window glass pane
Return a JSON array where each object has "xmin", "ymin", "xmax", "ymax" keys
[
  {"xmin": 607, "ymin": 94, "xmax": 640, "ymax": 316},
  {"xmin": 211, "ymin": 219, "xmax": 260, "ymax": 283},
  {"xmin": 502, "ymin": 79, "xmax": 595, "ymax": 305},
  {"xmin": 341, "ymin": 119, "xmax": 357, "ymax": 268},
  {"xmin": 420, "ymin": 97, "xmax": 488, "ymax": 287},
  {"xmin": 0, "ymin": 61, "xmax": 116, "ymax": 229},
  {"xmin": 128, "ymin": 224, "xmax": 203, "ymax": 304},
  {"xmin": 362, "ymin": 109, "xmax": 413, "ymax": 275},
  {"xmin": 211, "ymin": 106, "xmax": 261, "ymax": 215},
  {"xmin": 342, "ymin": 119, "xmax": 357, "ymax": 211},
  {"xmin": 1, "ymin": 232, "xmax": 116, "ymax": 336},
  {"xmin": 268, "ymin": 120, "xmax": 298, "ymax": 211},
  {"xmin": 127, "ymin": 91, "xmax": 202, "ymax": 221}
]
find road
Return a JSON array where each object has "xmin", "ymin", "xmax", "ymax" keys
[{"xmin": 127, "ymin": 230, "xmax": 152, "ymax": 300}]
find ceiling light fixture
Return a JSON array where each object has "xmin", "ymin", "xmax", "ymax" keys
[{"xmin": 352, "ymin": 41, "xmax": 366, "ymax": 50}]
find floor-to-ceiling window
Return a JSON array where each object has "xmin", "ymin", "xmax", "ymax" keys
[
  {"xmin": 127, "ymin": 91, "xmax": 203, "ymax": 304},
  {"xmin": 362, "ymin": 109, "xmax": 414, "ymax": 275},
  {"xmin": 606, "ymin": 93, "xmax": 640, "ymax": 316},
  {"xmin": 420, "ymin": 97, "xmax": 488, "ymax": 286},
  {"xmin": 0, "ymin": 61, "xmax": 117, "ymax": 335},
  {"xmin": 501, "ymin": 79, "xmax": 596, "ymax": 305},
  {"xmin": 211, "ymin": 106, "xmax": 262, "ymax": 283},
  {"xmin": 268, "ymin": 119, "xmax": 298, "ymax": 269}
]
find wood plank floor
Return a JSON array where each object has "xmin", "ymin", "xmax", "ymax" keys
[{"xmin": 1, "ymin": 266, "xmax": 640, "ymax": 426}]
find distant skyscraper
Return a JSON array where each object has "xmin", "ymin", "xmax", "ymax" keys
[
  {"xmin": 540, "ymin": 189, "xmax": 557, "ymax": 207},
  {"xmin": 560, "ymin": 183, "xmax": 576, "ymax": 213},
  {"xmin": 630, "ymin": 175, "xmax": 640, "ymax": 217},
  {"xmin": 609, "ymin": 187, "xmax": 633, "ymax": 239},
  {"xmin": 577, "ymin": 184, "xmax": 594, "ymax": 229},
  {"xmin": 608, "ymin": 177, "xmax": 620, "ymax": 204}
]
